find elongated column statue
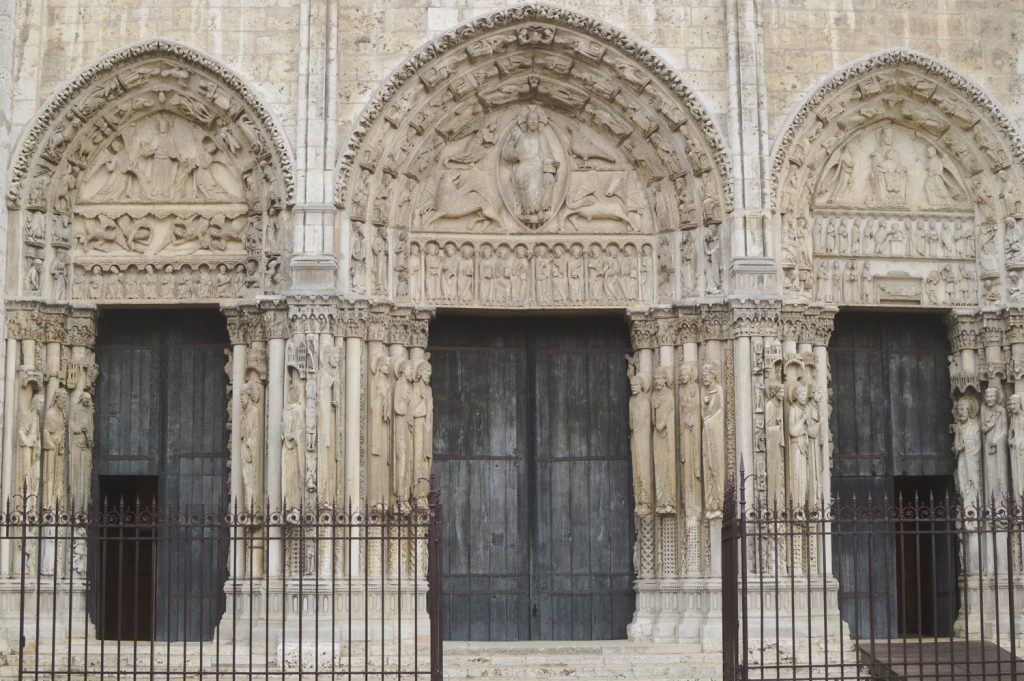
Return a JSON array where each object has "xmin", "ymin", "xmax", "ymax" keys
[
  {"xmin": 629, "ymin": 374, "xmax": 654, "ymax": 517},
  {"xmin": 765, "ymin": 381, "xmax": 785, "ymax": 511},
  {"xmin": 980, "ymin": 386, "xmax": 1009, "ymax": 501},
  {"xmin": 368, "ymin": 352, "xmax": 393, "ymax": 505},
  {"xmin": 1008, "ymin": 394, "xmax": 1024, "ymax": 501},
  {"xmin": 42, "ymin": 388, "xmax": 68, "ymax": 510},
  {"xmin": 954, "ymin": 396, "xmax": 982, "ymax": 509},
  {"xmin": 787, "ymin": 382, "xmax": 810, "ymax": 510},
  {"xmin": 69, "ymin": 392, "xmax": 94, "ymax": 507},
  {"xmin": 392, "ymin": 359, "xmax": 415, "ymax": 509},
  {"xmin": 652, "ymin": 368, "xmax": 677, "ymax": 515},
  {"xmin": 17, "ymin": 394, "xmax": 43, "ymax": 504},
  {"xmin": 701, "ymin": 363, "xmax": 725, "ymax": 518},
  {"xmin": 412, "ymin": 359, "xmax": 433, "ymax": 508},
  {"xmin": 678, "ymin": 362, "xmax": 702, "ymax": 519},
  {"xmin": 282, "ymin": 377, "xmax": 305, "ymax": 513}
]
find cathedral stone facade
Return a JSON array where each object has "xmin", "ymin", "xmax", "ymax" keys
[{"xmin": 0, "ymin": 0, "xmax": 1023, "ymax": 669}]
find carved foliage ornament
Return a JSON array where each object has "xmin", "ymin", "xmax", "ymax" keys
[{"xmin": 9, "ymin": 40, "xmax": 295, "ymax": 303}]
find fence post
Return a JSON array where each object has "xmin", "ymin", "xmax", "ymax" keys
[{"xmin": 428, "ymin": 474, "xmax": 443, "ymax": 681}]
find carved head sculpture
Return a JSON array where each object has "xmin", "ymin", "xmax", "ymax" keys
[
  {"xmin": 552, "ymin": 243, "xmax": 565, "ymax": 257},
  {"xmin": 630, "ymin": 374, "xmax": 649, "ymax": 394},
  {"xmin": 956, "ymin": 395, "xmax": 979, "ymax": 422},
  {"xmin": 401, "ymin": 359, "xmax": 416, "ymax": 382},
  {"xmin": 52, "ymin": 388, "xmax": 68, "ymax": 412},
  {"xmin": 641, "ymin": 243, "xmax": 653, "ymax": 256},
  {"xmin": 497, "ymin": 244, "xmax": 510, "ymax": 260},
  {"xmin": 791, "ymin": 383, "xmax": 809, "ymax": 405},
  {"xmin": 411, "ymin": 242, "xmax": 421, "ymax": 256},
  {"xmin": 514, "ymin": 244, "xmax": 528, "ymax": 258},
  {"xmin": 700, "ymin": 362, "xmax": 718, "ymax": 387},
  {"xmin": 767, "ymin": 381, "xmax": 784, "ymax": 402},
  {"xmin": 623, "ymin": 243, "xmax": 637, "ymax": 257},
  {"xmin": 653, "ymin": 367, "xmax": 672, "ymax": 391},
  {"xmin": 607, "ymin": 243, "xmax": 620, "ymax": 257},
  {"xmin": 481, "ymin": 244, "xmax": 494, "ymax": 259},
  {"xmin": 984, "ymin": 386, "xmax": 1002, "ymax": 407},
  {"xmin": 444, "ymin": 242, "xmax": 457, "ymax": 257},
  {"xmin": 589, "ymin": 243, "xmax": 602, "ymax": 258},
  {"xmin": 1009, "ymin": 394, "xmax": 1022, "ymax": 416},
  {"xmin": 812, "ymin": 387, "xmax": 824, "ymax": 404},
  {"xmin": 679, "ymin": 363, "xmax": 693, "ymax": 385},
  {"xmin": 78, "ymin": 392, "xmax": 93, "ymax": 411},
  {"xmin": 570, "ymin": 243, "xmax": 583, "ymax": 257},
  {"xmin": 31, "ymin": 393, "xmax": 44, "ymax": 414},
  {"xmin": 425, "ymin": 241, "xmax": 438, "ymax": 256},
  {"xmin": 416, "ymin": 361, "xmax": 432, "ymax": 385},
  {"xmin": 460, "ymin": 243, "xmax": 474, "ymax": 259},
  {"xmin": 535, "ymin": 244, "xmax": 549, "ymax": 257}
]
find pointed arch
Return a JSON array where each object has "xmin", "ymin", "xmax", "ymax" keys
[
  {"xmin": 770, "ymin": 49, "xmax": 1024, "ymax": 307},
  {"xmin": 6, "ymin": 39, "xmax": 296, "ymax": 302},
  {"xmin": 771, "ymin": 49, "xmax": 1023, "ymax": 212},
  {"xmin": 333, "ymin": 3, "xmax": 733, "ymax": 307}
]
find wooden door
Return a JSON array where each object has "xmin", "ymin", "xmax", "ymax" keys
[
  {"xmin": 431, "ymin": 316, "xmax": 634, "ymax": 641},
  {"xmin": 829, "ymin": 312, "xmax": 955, "ymax": 638},
  {"xmin": 92, "ymin": 309, "xmax": 230, "ymax": 641}
]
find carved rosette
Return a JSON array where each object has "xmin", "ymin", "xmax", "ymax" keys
[
  {"xmin": 336, "ymin": 5, "xmax": 731, "ymax": 309},
  {"xmin": 774, "ymin": 50, "xmax": 1024, "ymax": 309},
  {"xmin": 9, "ymin": 40, "xmax": 295, "ymax": 305}
]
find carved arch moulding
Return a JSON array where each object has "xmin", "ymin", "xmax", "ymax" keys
[
  {"xmin": 336, "ymin": 3, "xmax": 733, "ymax": 309},
  {"xmin": 7, "ymin": 39, "xmax": 296, "ymax": 305},
  {"xmin": 772, "ymin": 49, "xmax": 1024, "ymax": 309}
]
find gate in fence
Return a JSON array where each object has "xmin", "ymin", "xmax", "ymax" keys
[
  {"xmin": 724, "ymin": 476, "xmax": 1024, "ymax": 681},
  {"xmin": 1, "ymin": 483, "xmax": 443, "ymax": 680}
]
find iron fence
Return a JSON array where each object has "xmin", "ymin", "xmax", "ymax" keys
[
  {"xmin": 0, "ymin": 484, "xmax": 443, "ymax": 680},
  {"xmin": 725, "ymin": 478, "xmax": 1024, "ymax": 681}
]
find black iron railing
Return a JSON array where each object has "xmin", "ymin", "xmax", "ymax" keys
[
  {"xmin": 0, "ymin": 484, "xmax": 443, "ymax": 680},
  {"xmin": 725, "ymin": 478, "xmax": 1024, "ymax": 681}
]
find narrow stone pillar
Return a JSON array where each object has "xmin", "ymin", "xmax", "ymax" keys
[
  {"xmin": 0, "ymin": 336, "xmax": 17, "ymax": 577},
  {"xmin": 264, "ymin": 307, "xmax": 289, "ymax": 579}
]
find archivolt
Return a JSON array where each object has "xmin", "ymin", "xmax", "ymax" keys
[
  {"xmin": 334, "ymin": 2, "xmax": 733, "ymax": 214},
  {"xmin": 770, "ymin": 48, "xmax": 1024, "ymax": 212},
  {"xmin": 7, "ymin": 38, "xmax": 295, "ymax": 209}
]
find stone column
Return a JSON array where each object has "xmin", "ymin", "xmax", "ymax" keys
[
  {"xmin": 263, "ymin": 304, "xmax": 290, "ymax": 579},
  {"xmin": 627, "ymin": 312, "xmax": 658, "ymax": 640}
]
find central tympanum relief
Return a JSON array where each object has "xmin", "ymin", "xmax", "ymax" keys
[
  {"xmin": 9, "ymin": 42, "xmax": 294, "ymax": 304},
  {"xmin": 774, "ymin": 54, "xmax": 1023, "ymax": 309},
  {"xmin": 339, "ymin": 9, "xmax": 731, "ymax": 308}
]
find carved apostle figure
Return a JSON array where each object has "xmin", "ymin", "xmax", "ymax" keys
[
  {"xmin": 1008, "ymin": 394, "xmax": 1024, "ymax": 501},
  {"xmin": 534, "ymin": 244, "xmax": 552, "ymax": 304},
  {"xmin": 17, "ymin": 394, "xmax": 44, "ymax": 500},
  {"xmin": 568, "ymin": 243, "xmax": 586, "ymax": 303},
  {"xmin": 411, "ymin": 360, "xmax": 434, "ymax": 508},
  {"xmin": 704, "ymin": 227, "xmax": 722, "ymax": 295},
  {"xmin": 629, "ymin": 375, "xmax": 654, "ymax": 517},
  {"xmin": 787, "ymin": 383, "xmax": 810, "ymax": 510},
  {"xmin": 511, "ymin": 244, "xmax": 530, "ymax": 304},
  {"xmin": 441, "ymin": 243, "xmax": 458, "ymax": 302},
  {"xmin": 679, "ymin": 362, "xmax": 703, "ymax": 519},
  {"xmin": 981, "ymin": 386, "xmax": 1009, "ymax": 501},
  {"xmin": 69, "ymin": 391, "xmax": 95, "ymax": 507},
  {"xmin": 701, "ymin": 363, "xmax": 725, "ymax": 518},
  {"xmin": 765, "ymin": 381, "xmax": 786, "ymax": 510},
  {"xmin": 368, "ymin": 353, "xmax": 392, "ymax": 505},
  {"xmin": 457, "ymin": 243, "xmax": 476, "ymax": 303},
  {"xmin": 239, "ymin": 381, "xmax": 262, "ymax": 511},
  {"xmin": 424, "ymin": 242, "xmax": 442, "ymax": 299},
  {"xmin": 42, "ymin": 388, "xmax": 68, "ymax": 509},
  {"xmin": 680, "ymin": 231, "xmax": 696, "ymax": 295},
  {"xmin": 502, "ymin": 106, "xmax": 559, "ymax": 227},
  {"xmin": 392, "ymin": 359, "xmax": 416, "ymax": 508},
  {"xmin": 807, "ymin": 387, "xmax": 824, "ymax": 510},
  {"xmin": 479, "ymin": 244, "xmax": 497, "ymax": 304},
  {"xmin": 652, "ymin": 368, "xmax": 677, "ymax": 515},
  {"xmin": 496, "ymin": 245, "xmax": 513, "ymax": 303},
  {"xmin": 954, "ymin": 396, "xmax": 983, "ymax": 509},
  {"xmin": 282, "ymin": 378, "xmax": 305, "ymax": 512}
]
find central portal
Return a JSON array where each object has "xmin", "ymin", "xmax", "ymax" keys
[{"xmin": 431, "ymin": 315, "xmax": 635, "ymax": 641}]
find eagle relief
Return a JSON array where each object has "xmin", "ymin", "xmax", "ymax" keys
[{"xmin": 498, "ymin": 106, "xmax": 568, "ymax": 229}]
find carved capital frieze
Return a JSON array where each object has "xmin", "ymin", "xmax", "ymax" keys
[
  {"xmin": 982, "ymin": 312, "xmax": 1006, "ymax": 348},
  {"xmin": 728, "ymin": 299, "xmax": 781, "ymax": 338},
  {"xmin": 654, "ymin": 316, "xmax": 678, "ymax": 348},
  {"xmin": 946, "ymin": 311, "xmax": 983, "ymax": 352},
  {"xmin": 336, "ymin": 302, "xmax": 370, "ymax": 339},
  {"xmin": 260, "ymin": 302, "xmax": 291, "ymax": 340},
  {"xmin": 1005, "ymin": 307, "xmax": 1024, "ymax": 344},
  {"xmin": 287, "ymin": 295, "xmax": 338, "ymax": 336},
  {"xmin": 629, "ymin": 312, "xmax": 658, "ymax": 350},
  {"xmin": 698, "ymin": 303, "xmax": 730, "ymax": 341},
  {"xmin": 65, "ymin": 307, "xmax": 97, "ymax": 347}
]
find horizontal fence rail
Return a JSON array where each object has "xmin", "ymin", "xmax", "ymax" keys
[
  {"xmin": 725, "ymin": 480, "xmax": 1024, "ymax": 681},
  {"xmin": 0, "ymin": 487, "xmax": 443, "ymax": 680}
]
